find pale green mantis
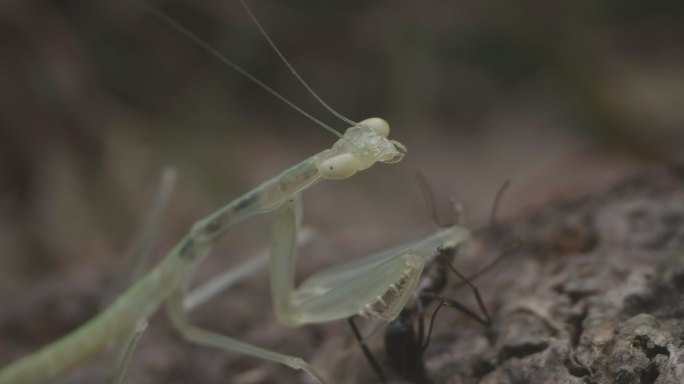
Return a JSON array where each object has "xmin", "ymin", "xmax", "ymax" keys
[
  {"xmin": 0, "ymin": 116, "xmax": 406, "ymax": 384},
  {"xmin": 0, "ymin": 1, "xmax": 475, "ymax": 383}
]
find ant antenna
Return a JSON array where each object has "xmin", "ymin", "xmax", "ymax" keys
[
  {"xmin": 469, "ymin": 179, "xmax": 511, "ymax": 237},
  {"xmin": 415, "ymin": 172, "xmax": 448, "ymax": 228},
  {"xmin": 237, "ymin": 0, "xmax": 358, "ymax": 127},
  {"xmin": 146, "ymin": 3, "xmax": 344, "ymax": 139},
  {"xmin": 489, "ymin": 179, "xmax": 511, "ymax": 227}
]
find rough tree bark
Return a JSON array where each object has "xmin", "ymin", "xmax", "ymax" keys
[{"xmin": 374, "ymin": 169, "xmax": 684, "ymax": 384}]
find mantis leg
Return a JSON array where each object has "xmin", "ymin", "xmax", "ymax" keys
[
  {"xmin": 124, "ymin": 168, "xmax": 177, "ymax": 283},
  {"xmin": 269, "ymin": 197, "xmax": 303, "ymax": 324},
  {"xmin": 111, "ymin": 320, "xmax": 148, "ymax": 384},
  {"xmin": 165, "ymin": 292, "xmax": 327, "ymax": 384},
  {"xmin": 109, "ymin": 169, "xmax": 175, "ymax": 383},
  {"xmin": 270, "ymin": 199, "xmax": 467, "ymax": 327},
  {"xmin": 183, "ymin": 227, "xmax": 317, "ymax": 311}
]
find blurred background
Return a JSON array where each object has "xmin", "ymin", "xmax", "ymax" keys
[{"xmin": 0, "ymin": 0, "xmax": 683, "ymax": 382}]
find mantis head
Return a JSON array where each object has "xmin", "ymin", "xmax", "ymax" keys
[{"xmin": 317, "ymin": 117, "xmax": 406, "ymax": 180}]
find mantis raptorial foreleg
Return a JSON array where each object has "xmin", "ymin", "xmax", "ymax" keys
[
  {"xmin": 270, "ymin": 197, "xmax": 304, "ymax": 323},
  {"xmin": 268, "ymin": 198, "xmax": 467, "ymax": 328},
  {"xmin": 180, "ymin": 197, "xmax": 470, "ymax": 383}
]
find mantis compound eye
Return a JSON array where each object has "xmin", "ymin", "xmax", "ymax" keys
[
  {"xmin": 360, "ymin": 117, "xmax": 390, "ymax": 138},
  {"xmin": 318, "ymin": 153, "xmax": 362, "ymax": 180}
]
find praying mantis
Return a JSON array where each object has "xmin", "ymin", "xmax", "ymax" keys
[
  {"xmin": 0, "ymin": 113, "xmax": 407, "ymax": 383},
  {"xmin": 0, "ymin": 2, "xmax": 477, "ymax": 383}
]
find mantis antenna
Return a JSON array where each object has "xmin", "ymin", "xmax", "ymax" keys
[
  {"xmin": 147, "ymin": 1, "xmax": 357, "ymax": 138},
  {"xmin": 236, "ymin": 0, "xmax": 358, "ymax": 127}
]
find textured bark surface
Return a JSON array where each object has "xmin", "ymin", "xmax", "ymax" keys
[{"xmin": 370, "ymin": 169, "xmax": 684, "ymax": 384}]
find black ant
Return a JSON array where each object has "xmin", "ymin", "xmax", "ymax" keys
[{"xmin": 348, "ymin": 176, "xmax": 514, "ymax": 383}]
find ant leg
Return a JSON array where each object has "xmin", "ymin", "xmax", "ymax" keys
[
  {"xmin": 419, "ymin": 294, "xmax": 491, "ymax": 355},
  {"xmin": 421, "ymin": 293, "xmax": 490, "ymax": 327},
  {"xmin": 348, "ymin": 316, "xmax": 387, "ymax": 383},
  {"xmin": 421, "ymin": 238, "xmax": 522, "ymax": 353},
  {"xmin": 437, "ymin": 249, "xmax": 492, "ymax": 326},
  {"xmin": 420, "ymin": 301, "xmax": 446, "ymax": 353},
  {"xmin": 416, "ymin": 247, "xmax": 497, "ymax": 353},
  {"xmin": 414, "ymin": 297, "xmax": 430, "ymax": 348}
]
